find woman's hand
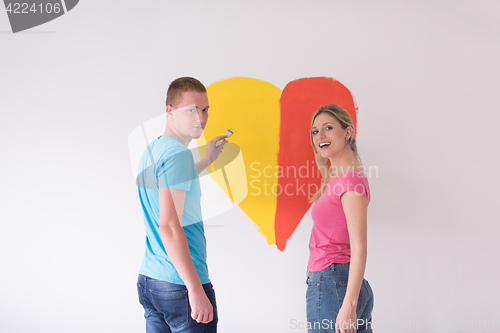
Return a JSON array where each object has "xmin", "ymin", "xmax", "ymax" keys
[{"xmin": 336, "ymin": 303, "xmax": 357, "ymax": 333}]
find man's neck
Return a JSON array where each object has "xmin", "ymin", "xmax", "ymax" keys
[{"xmin": 162, "ymin": 127, "xmax": 191, "ymax": 147}]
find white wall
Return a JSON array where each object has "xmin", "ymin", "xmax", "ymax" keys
[{"xmin": 1, "ymin": 1, "xmax": 499, "ymax": 332}]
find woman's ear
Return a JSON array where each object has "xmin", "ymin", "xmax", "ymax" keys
[{"xmin": 346, "ymin": 126, "xmax": 353, "ymax": 140}]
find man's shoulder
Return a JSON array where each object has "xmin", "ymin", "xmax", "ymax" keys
[
  {"xmin": 138, "ymin": 137, "xmax": 191, "ymax": 169},
  {"xmin": 153, "ymin": 137, "xmax": 195, "ymax": 173},
  {"xmin": 152, "ymin": 137, "xmax": 188, "ymax": 158}
]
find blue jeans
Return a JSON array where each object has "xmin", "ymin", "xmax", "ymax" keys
[
  {"xmin": 137, "ymin": 274, "xmax": 218, "ymax": 333},
  {"xmin": 306, "ymin": 263, "xmax": 374, "ymax": 333}
]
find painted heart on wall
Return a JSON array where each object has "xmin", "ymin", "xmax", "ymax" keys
[{"xmin": 197, "ymin": 77, "xmax": 358, "ymax": 251}]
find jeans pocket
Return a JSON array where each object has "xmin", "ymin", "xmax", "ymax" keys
[
  {"xmin": 151, "ymin": 290, "xmax": 189, "ymax": 329},
  {"xmin": 363, "ymin": 279, "xmax": 372, "ymax": 298},
  {"xmin": 205, "ymin": 288, "xmax": 218, "ymax": 324},
  {"xmin": 334, "ymin": 281, "xmax": 362, "ymax": 314},
  {"xmin": 306, "ymin": 281, "xmax": 320, "ymax": 323},
  {"xmin": 362, "ymin": 279, "xmax": 374, "ymax": 317},
  {"xmin": 137, "ymin": 283, "xmax": 146, "ymax": 307}
]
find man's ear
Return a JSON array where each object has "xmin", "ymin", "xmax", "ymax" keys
[{"xmin": 166, "ymin": 105, "xmax": 173, "ymax": 117}]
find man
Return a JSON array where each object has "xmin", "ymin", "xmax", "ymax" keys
[{"xmin": 136, "ymin": 77, "xmax": 227, "ymax": 332}]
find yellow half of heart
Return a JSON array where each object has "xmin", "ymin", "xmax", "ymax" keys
[{"xmin": 197, "ymin": 77, "xmax": 281, "ymax": 245}]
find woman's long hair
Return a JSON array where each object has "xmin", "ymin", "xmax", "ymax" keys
[{"xmin": 309, "ymin": 104, "xmax": 361, "ymax": 202}]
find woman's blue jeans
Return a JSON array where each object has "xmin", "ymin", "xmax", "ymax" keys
[
  {"xmin": 306, "ymin": 263, "xmax": 374, "ymax": 332},
  {"xmin": 137, "ymin": 274, "xmax": 218, "ymax": 333}
]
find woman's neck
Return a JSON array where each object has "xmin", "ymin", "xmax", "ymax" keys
[{"xmin": 328, "ymin": 148, "xmax": 362, "ymax": 176}]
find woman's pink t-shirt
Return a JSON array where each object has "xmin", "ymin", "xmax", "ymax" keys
[{"xmin": 307, "ymin": 169, "xmax": 370, "ymax": 271}]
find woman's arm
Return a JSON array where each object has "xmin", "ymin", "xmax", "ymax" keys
[{"xmin": 336, "ymin": 191, "xmax": 368, "ymax": 333}]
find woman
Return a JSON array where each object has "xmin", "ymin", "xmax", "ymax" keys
[{"xmin": 306, "ymin": 104, "xmax": 374, "ymax": 333}]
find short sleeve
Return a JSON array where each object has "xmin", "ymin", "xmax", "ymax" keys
[
  {"xmin": 157, "ymin": 148, "xmax": 196, "ymax": 191},
  {"xmin": 337, "ymin": 171, "xmax": 370, "ymax": 202}
]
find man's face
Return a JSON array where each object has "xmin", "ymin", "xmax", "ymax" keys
[{"xmin": 170, "ymin": 91, "xmax": 209, "ymax": 140}]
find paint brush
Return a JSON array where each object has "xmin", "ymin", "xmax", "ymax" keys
[{"xmin": 215, "ymin": 129, "xmax": 235, "ymax": 147}]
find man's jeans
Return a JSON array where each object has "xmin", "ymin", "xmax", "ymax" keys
[
  {"xmin": 137, "ymin": 274, "xmax": 218, "ymax": 333},
  {"xmin": 306, "ymin": 263, "xmax": 374, "ymax": 332}
]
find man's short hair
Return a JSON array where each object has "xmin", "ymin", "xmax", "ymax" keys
[{"xmin": 166, "ymin": 77, "xmax": 206, "ymax": 108}]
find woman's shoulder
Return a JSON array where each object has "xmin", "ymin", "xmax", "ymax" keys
[
  {"xmin": 330, "ymin": 166, "xmax": 367, "ymax": 179},
  {"xmin": 332, "ymin": 167, "xmax": 370, "ymax": 194}
]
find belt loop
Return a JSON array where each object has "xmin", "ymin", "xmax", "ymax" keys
[{"xmin": 331, "ymin": 263, "xmax": 336, "ymax": 271}]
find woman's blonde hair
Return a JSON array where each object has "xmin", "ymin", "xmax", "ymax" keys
[{"xmin": 309, "ymin": 104, "xmax": 361, "ymax": 202}]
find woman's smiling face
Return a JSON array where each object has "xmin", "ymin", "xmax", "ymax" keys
[{"xmin": 311, "ymin": 112, "xmax": 349, "ymax": 159}]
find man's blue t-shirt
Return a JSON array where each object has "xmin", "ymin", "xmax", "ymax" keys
[{"xmin": 137, "ymin": 135, "xmax": 209, "ymax": 285}]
